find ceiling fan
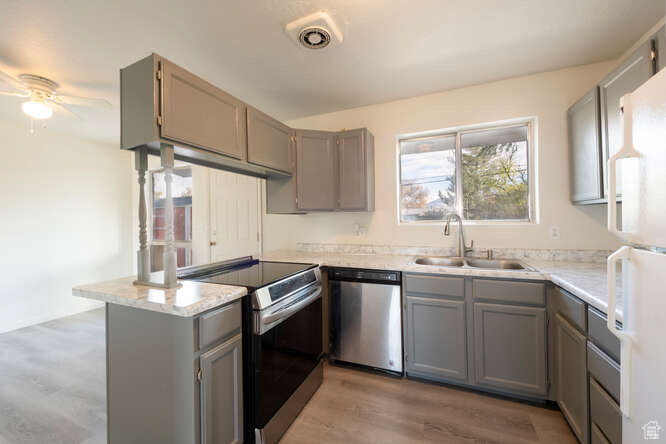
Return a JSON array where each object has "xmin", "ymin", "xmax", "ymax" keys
[{"xmin": 0, "ymin": 69, "xmax": 111, "ymax": 121}]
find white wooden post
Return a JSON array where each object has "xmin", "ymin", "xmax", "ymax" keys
[
  {"xmin": 161, "ymin": 144, "xmax": 178, "ymax": 288},
  {"xmin": 135, "ymin": 147, "xmax": 150, "ymax": 282}
]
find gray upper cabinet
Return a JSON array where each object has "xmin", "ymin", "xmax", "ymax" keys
[
  {"xmin": 568, "ymin": 87, "xmax": 604, "ymax": 203},
  {"xmin": 266, "ymin": 127, "xmax": 376, "ymax": 213},
  {"xmin": 296, "ymin": 130, "xmax": 338, "ymax": 210},
  {"xmin": 337, "ymin": 129, "xmax": 375, "ymax": 211},
  {"xmin": 568, "ymin": 31, "xmax": 659, "ymax": 205},
  {"xmin": 200, "ymin": 333, "xmax": 243, "ymax": 444},
  {"xmin": 473, "ymin": 303, "xmax": 547, "ymax": 396},
  {"xmin": 161, "ymin": 59, "xmax": 247, "ymax": 160},
  {"xmin": 554, "ymin": 313, "xmax": 589, "ymax": 444},
  {"xmin": 599, "ymin": 39, "xmax": 655, "ymax": 198},
  {"xmin": 405, "ymin": 296, "xmax": 467, "ymax": 382},
  {"xmin": 247, "ymin": 107, "xmax": 294, "ymax": 173}
]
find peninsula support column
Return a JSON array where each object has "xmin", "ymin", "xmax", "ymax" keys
[
  {"xmin": 161, "ymin": 144, "xmax": 178, "ymax": 288},
  {"xmin": 135, "ymin": 146, "xmax": 150, "ymax": 282}
]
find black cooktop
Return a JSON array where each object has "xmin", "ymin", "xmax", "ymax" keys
[{"xmin": 180, "ymin": 259, "xmax": 315, "ymax": 291}]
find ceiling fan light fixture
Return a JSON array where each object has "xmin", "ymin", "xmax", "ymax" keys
[{"xmin": 22, "ymin": 99, "xmax": 53, "ymax": 120}]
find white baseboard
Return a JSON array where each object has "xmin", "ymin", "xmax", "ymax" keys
[{"xmin": 0, "ymin": 301, "xmax": 105, "ymax": 335}]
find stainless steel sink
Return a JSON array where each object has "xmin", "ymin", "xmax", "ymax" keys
[
  {"xmin": 413, "ymin": 256, "xmax": 533, "ymax": 271},
  {"xmin": 414, "ymin": 257, "xmax": 465, "ymax": 267},
  {"xmin": 464, "ymin": 258, "xmax": 530, "ymax": 270}
]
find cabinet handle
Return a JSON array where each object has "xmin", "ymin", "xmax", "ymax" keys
[{"xmin": 607, "ymin": 94, "xmax": 639, "ymax": 234}]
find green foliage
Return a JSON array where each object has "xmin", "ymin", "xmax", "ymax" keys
[{"xmin": 459, "ymin": 143, "xmax": 528, "ymax": 220}]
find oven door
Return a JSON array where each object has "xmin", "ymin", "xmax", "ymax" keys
[{"xmin": 252, "ymin": 284, "xmax": 323, "ymax": 430}]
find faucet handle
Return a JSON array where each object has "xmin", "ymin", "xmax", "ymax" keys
[{"xmin": 465, "ymin": 239, "xmax": 474, "ymax": 253}]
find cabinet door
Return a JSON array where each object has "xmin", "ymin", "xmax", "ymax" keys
[
  {"xmin": 473, "ymin": 303, "xmax": 547, "ymax": 396},
  {"xmin": 338, "ymin": 129, "xmax": 367, "ymax": 210},
  {"xmin": 296, "ymin": 130, "xmax": 337, "ymax": 210},
  {"xmin": 405, "ymin": 296, "xmax": 467, "ymax": 382},
  {"xmin": 161, "ymin": 59, "xmax": 246, "ymax": 159},
  {"xmin": 247, "ymin": 107, "xmax": 293, "ymax": 173},
  {"xmin": 599, "ymin": 40, "xmax": 655, "ymax": 198},
  {"xmin": 200, "ymin": 334, "xmax": 243, "ymax": 444},
  {"xmin": 555, "ymin": 314, "xmax": 589, "ymax": 444},
  {"xmin": 656, "ymin": 25, "xmax": 665, "ymax": 72},
  {"xmin": 568, "ymin": 87, "xmax": 603, "ymax": 203}
]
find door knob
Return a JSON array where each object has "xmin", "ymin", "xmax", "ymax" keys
[{"xmin": 210, "ymin": 241, "xmax": 217, "ymax": 246}]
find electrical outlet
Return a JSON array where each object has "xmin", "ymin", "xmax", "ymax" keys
[{"xmin": 549, "ymin": 226, "xmax": 561, "ymax": 240}]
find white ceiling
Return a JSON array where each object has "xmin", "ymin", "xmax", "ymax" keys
[{"xmin": 0, "ymin": 0, "xmax": 663, "ymax": 144}]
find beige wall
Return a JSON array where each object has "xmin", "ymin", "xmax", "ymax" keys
[
  {"xmin": 0, "ymin": 121, "xmax": 134, "ymax": 333},
  {"xmin": 263, "ymin": 60, "xmax": 622, "ymax": 252}
]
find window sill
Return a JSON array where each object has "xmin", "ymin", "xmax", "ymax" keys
[{"xmin": 398, "ymin": 220, "xmax": 535, "ymax": 227}]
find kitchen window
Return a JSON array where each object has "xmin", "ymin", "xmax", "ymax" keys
[
  {"xmin": 399, "ymin": 122, "xmax": 533, "ymax": 223},
  {"xmin": 149, "ymin": 167, "xmax": 193, "ymax": 270}
]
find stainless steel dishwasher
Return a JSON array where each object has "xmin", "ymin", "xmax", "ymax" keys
[{"xmin": 329, "ymin": 268, "xmax": 403, "ymax": 374}]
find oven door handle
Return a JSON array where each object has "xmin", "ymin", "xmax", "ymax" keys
[{"xmin": 262, "ymin": 285, "xmax": 322, "ymax": 326}]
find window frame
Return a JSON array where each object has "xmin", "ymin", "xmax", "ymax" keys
[
  {"xmin": 397, "ymin": 119, "xmax": 536, "ymax": 225},
  {"xmin": 148, "ymin": 166, "xmax": 193, "ymax": 264}
]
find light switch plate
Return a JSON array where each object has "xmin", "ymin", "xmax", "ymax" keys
[{"xmin": 549, "ymin": 226, "xmax": 561, "ymax": 240}]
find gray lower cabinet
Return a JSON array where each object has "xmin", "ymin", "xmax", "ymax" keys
[
  {"xmin": 247, "ymin": 107, "xmax": 294, "ymax": 174},
  {"xmin": 473, "ymin": 303, "xmax": 547, "ymax": 396},
  {"xmin": 405, "ymin": 296, "xmax": 467, "ymax": 382},
  {"xmin": 599, "ymin": 39, "xmax": 655, "ymax": 199},
  {"xmin": 554, "ymin": 313, "xmax": 589, "ymax": 444},
  {"xmin": 568, "ymin": 87, "xmax": 603, "ymax": 203},
  {"xmin": 200, "ymin": 334, "xmax": 243, "ymax": 444},
  {"xmin": 106, "ymin": 301, "xmax": 243, "ymax": 444},
  {"xmin": 295, "ymin": 129, "xmax": 338, "ymax": 210}
]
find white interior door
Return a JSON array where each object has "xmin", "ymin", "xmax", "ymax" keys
[{"xmin": 209, "ymin": 170, "xmax": 262, "ymax": 261}]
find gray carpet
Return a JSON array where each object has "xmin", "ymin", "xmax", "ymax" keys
[{"xmin": 0, "ymin": 308, "xmax": 106, "ymax": 444}]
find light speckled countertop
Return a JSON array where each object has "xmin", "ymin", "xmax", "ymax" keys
[
  {"xmin": 261, "ymin": 250, "xmax": 623, "ymax": 321},
  {"xmin": 73, "ymin": 250, "xmax": 621, "ymax": 320},
  {"xmin": 72, "ymin": 276, "xmax": 247, "ymax": 317}
]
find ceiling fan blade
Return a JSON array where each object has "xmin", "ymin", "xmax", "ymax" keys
[
  {"xmin": 47, "ymin": 99, "xmax": 83, "ymax": 120},
  {"xmin": 0, "ymin": 90, "xmax": 30, "ymax": 98},
  {"xmin": 54, "ymin": 93, "xmax": 112, "ymax": 108},
  {"xmin": 0, "ymin": 69, "xmax": 28, "ymax": 92}
]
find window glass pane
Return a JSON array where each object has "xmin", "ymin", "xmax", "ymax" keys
[
  {"xmin": 150, "ymin": 245, "xmax": 192, "ymax": 272},
  {"xmin": 400, "ymin": 135, "xmax": 456, "ymax": 183},
  {"xmin": 461, "ymin": 128, "xmax": 528, "ymax": 220},
  {"xmin": 152, "ymin": 168, "xmax": 193, "ymax": 242},
  {"xmin": 400, "ymin": 181, "xmax": 456, "ymax": 222}
]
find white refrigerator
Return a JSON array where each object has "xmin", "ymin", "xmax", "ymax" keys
[{"xmin": 606, "ymin": 64, "xmax": 666, "ymax": 442}]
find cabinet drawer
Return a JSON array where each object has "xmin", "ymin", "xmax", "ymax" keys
[
  {"xmin": 404, "ymin": 274, "xmax": 464, "ymax": 299},
  {"xmin": 591, "ymin": 423, "xmax": 611, "ymax": 444},
  {"xmin": 198, "ymin": 301, "xmax": 242, "ymax": 350},
  {"xmin": 550, "ymin": 286, "xmax": 586, "ymax": 331},
  {"xmin": 588, "ymin": 307, "xmax": 621, "ymax": 362},
  {"xmin": 590, "ymin": 378, "xmax": 622, "ymax": 444},
  {"xmin": 473, "ymin": 279, "xmax": 545, "ymax": 305},
  {"xmin": 587, "ymin": 341, "xmax": 620, "ymax": 403}
]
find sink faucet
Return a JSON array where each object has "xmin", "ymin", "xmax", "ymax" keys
[{"xmin": 444, "ymin": 213, "xmax": 473, "ymax": 257}]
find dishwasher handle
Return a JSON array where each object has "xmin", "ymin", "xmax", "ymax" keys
[{"xmin": 329, "ymin": 268, "xmax": 401, "ymax": 284}]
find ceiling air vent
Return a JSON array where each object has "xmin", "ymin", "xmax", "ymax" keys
[
  {"xmin": 299, "ymin": 26, "xmax": 331, "ymax": 49},
  {"xmin": 285, "ymin": 11, "xmax": 343, "ymax": 51}
]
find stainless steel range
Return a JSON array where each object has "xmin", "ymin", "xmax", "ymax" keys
[{"xmin": 179, "ymin": 257, "xmax": 323, "ymax": 444}]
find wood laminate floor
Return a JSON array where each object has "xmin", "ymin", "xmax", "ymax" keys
[{"xmin": 0, "ymin": 308, "xmax": 577, "ymax": 444}]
